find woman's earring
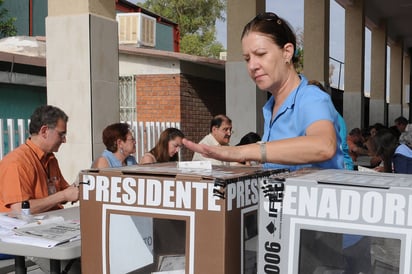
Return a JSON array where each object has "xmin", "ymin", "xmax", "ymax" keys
[{"xmin": 120, "ymin": 148, "xmax": 124, "ymax": 154}]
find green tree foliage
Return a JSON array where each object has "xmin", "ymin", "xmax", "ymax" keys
[
  {"xmin": 294, "ymin": 28, "xmax": 304, "ymax": 74},
  {"xmin": 0, "ymin": 0, "xmax": 16, "ymax": 37},
  {"xmin": 141, "ymin": 0, "xmax": 226, "ymax": 58}
]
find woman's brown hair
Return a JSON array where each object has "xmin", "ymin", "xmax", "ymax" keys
[{"xmin": 149, "ymin": 128, "xmax": 185, "ymax": 162}]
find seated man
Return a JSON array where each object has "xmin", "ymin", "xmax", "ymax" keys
[
  {"xmin": 0, "ymin": 105, "xmax": 80, "ymax": 272},
  {"xmin": 192, "ymin": 114, "xmax": 232, "ymax": 165},
  {"xmin": 0, "ymin": 105, "xmax": 79, "ymax": 213},
  {"xmin": 394, "ymin": 116, "xmax": 408, "ymax": 134}
]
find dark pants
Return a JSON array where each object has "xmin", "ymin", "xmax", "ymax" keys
[{"xmin": 343, "ymin": 236, "xmax": 371, "ymax": 274}]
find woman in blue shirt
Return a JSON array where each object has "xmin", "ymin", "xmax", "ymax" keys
[
  {"xmin": 91, "ymin": 123, "xmax": 137, "ymax": 168},
  {"xmin": 393, "ymin": 130, "xmax": 412, "ymax": 174},
  {"xmin": 183, "ymin": 12, "xmax": 344, "ymax": 171}
]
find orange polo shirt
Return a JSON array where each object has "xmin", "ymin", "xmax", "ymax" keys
[{"xmin": 0, "ymin": 139, "xmax": 69, "ymax": 212}]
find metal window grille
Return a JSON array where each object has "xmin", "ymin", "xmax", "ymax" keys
[
  {"xmin": 0, "ymin": 118, "xmax": 30, "ymax": 160},
  {"xmin": 119, "ymin": 76, "xmax": 136, "ymax": 122},
  {"xmin": 1, "ymin": 118, "xmax": 180, "ymax": 163}
]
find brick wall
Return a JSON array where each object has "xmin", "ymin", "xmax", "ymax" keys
[
  {"xmin": 136, "ymin": 74, "xmax": 181, "ymax": 121},
  {"xmin": 180, "ymin": 74, "xmax": 226, "ymax": 160},
  {"xmin": 135, "ymin": 73, "xmax": 225, "ymax": 161}
]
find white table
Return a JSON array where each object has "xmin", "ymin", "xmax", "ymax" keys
[{"xmin": 0, "ymin": 206, "xmax": 81, "ymax": 274}]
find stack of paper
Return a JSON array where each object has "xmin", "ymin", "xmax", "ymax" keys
[
  {"xmin": 1, "ymin": 220, "xmax": 80, "ymax": 248},
  {"xmin": 0, "ymin": 215, "xmax": 28, "ymax": 230},
  {"xmin": 0, "ymin": 215, "xmax": 28, "ymax": 237}
]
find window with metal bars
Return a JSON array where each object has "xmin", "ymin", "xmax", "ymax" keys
[{"xmin": 119, "ymin": 76, "xmax": 136, "ymax": 122}]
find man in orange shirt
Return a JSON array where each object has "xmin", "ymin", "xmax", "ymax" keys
[{"xmin": 0, "ymin": 105, "xmax": 79, "ymax": 214}]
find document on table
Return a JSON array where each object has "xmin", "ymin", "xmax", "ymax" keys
[
  {"xmin": 357, "ymin": 165, "xmax": 378, "ymax": 172},
  {"xmin": 1, "ymin": 219, "xmax": 80, "ymax": 248},
  {"xmin": 0, "ymin": 215, "xmax": 28, "ymax": 231}
]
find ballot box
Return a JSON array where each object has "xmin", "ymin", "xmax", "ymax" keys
[
  {"xmin": 258, "ymin": 169, "xmax": 412, "ymax": 274},
  {"xmin": 78, "ymin": 162, "xmax": 282, "ymax": 274}
]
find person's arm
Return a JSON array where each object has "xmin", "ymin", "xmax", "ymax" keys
[
  {"xmin": 369, "ymin": 155, "xmax": 382, "ymax": 167},
  {"xmin": 91, "ymin": 156, "xmax": 109, "ymax": 168},
  {"xmin": 183, "ymin": 120, "xmax": 337, "ymax": 165},
  {"xmin": 139, "ymin": 153, "xmax": 156, "ymax": 164},
  {"xmin": 9, "ymin": 185, "xmax": 79, "ymax": 214}
]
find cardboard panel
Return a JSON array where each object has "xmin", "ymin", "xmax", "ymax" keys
[
  {"xmin": 258, "ymin": 169, "xmax": 412, "ymax": 274},
  {"xmin": 79, "ymin": 163, "xmax": 278, "ymax": 274}
]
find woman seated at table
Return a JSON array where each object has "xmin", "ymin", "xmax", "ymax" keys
[
  {"xmin": 393, "ymin": 129, "xmax": 412, "ymax": 174},
  {"xmin": 92, "ymin": 123, "xmax": 137, "ymax": 168},
  {"xmin": 370, "ymin": 128, "xmax": 406, "ymax": 173},
  {"xmin": 140, "ymin": 128, "xmax": 185, "ymax": 164}
]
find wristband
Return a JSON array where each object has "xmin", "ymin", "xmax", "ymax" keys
[{"xmin": 260, "ymin": 142, "xmax": 267, "ymax": 163}]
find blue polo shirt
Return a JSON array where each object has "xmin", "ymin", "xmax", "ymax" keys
[{"xmin": 262, "ymin": 75, "xmax": 344, "ymax": 171}]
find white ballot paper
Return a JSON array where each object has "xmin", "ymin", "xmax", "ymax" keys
[
  {"xmin": 0, "ymin": 215, "xmax": 28, "ymax": 231},
  {"xmin": 2, "ymin": 220, "xmax": 80, "ymax": 248}
]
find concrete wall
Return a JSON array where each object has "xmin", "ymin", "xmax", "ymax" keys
[{"xmin": 46, "ymin": 2, "xmax": 119, "ymax": 181}]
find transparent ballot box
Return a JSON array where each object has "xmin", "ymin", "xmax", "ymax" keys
[
  {"xmin": 108, "ymin": 214, "xmax": 186, "ymax": 273},
  {"xmin": 299, "ymin": 230, "xmax": 400, "ymax": 274},
  {"xmin": 79, "ymin": 163, "xmax": 279, "ymax": 274},
  {"xmin": 258, "ymin": 169, "xmax": 412, "ymax": 274}
]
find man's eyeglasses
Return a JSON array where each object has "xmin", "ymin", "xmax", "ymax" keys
[
  {"xmin": 220, "ymin": 127, "xmax": 233, "ymax": 134},
  {"xmin": 50, "ymin": 128, "xmax": 66, "ymax": 139}
]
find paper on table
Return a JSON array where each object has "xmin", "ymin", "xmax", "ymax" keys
[
  {"xmin": 3, "ymin": 220, "xmax": 81, "ymax": 248},
  {"xmin": 357, "ymin": 165, "xmax": 378, "ymax": 172},
  {"xmin": 1, "ymin": 234, "xmax": 61, "ymax": 248},
  {"xmin": 177, "ymin": 161, "xmax": 212, "ymax": 170},
  {"xmin": 19, "ymin": 216, "xmax": 65, "ymax": 228},
  {"xmin": 0, "ymin": 215, "xmax": 28, "ymax": 230}
]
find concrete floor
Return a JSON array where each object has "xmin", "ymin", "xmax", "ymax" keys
[
  {"xmin": 7, "ymin": 266, "xmax": 44, "ymax": 274},
  {"xmin": 0, "ymin": 259, "xmax": 44, "ymax": 274}
]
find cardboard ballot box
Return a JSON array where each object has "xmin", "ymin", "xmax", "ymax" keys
[
  {"xmin": 258, "ymin": 169, "xmax": 412, "ymax": 274},
  {"xmin": 78, "ymin": 162, "xmax": 281, "ymax": 274}
]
